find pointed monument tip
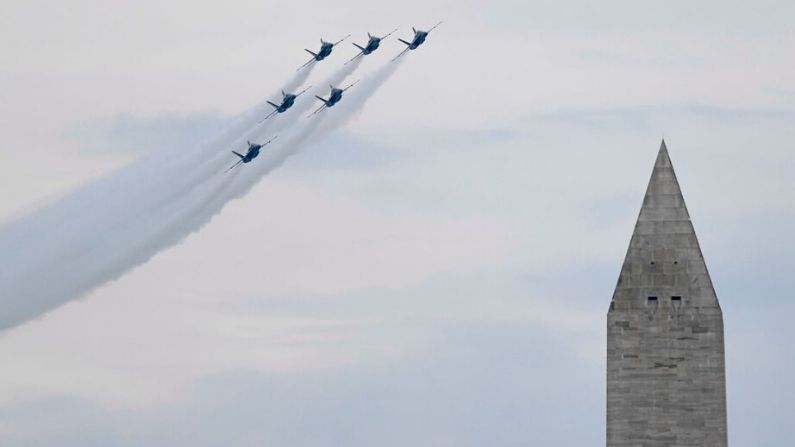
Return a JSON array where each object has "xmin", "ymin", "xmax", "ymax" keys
[
  {"xmin": 655, "ymin": 138, "xmax": 672, "ymax": 168},
  {"xmin": 638, "ymin": 138, "xmax": 689, "ymax": 222}
]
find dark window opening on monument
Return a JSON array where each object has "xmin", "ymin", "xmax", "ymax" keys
[
  {"xmin": 672, "ymin": 296, "xmax": 682, "ymax": 302},
  {"xmin": 648, "ymin": 296, "xmax": 658, "ymax": 302}
]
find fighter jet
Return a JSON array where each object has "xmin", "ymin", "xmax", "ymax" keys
[
  {"xmin": 309, "ymin": 81, "xmax": 359, "ymax": 116},
  {"xmin": 346, "ymin": 29, "xmax": 398, "ymax": 64},
  {"xmin": 225, "ymin": 137, "xmax": 277, "ymax": 172},
  {"xmin": 298, "ymin": 35, "xmax": 351, "ymax": 70},
  {"xmin": 259, "ymin": 87, "xmax": 312, "ymax": 123},
  {"xmin": 393, "ymin": 22, "xmax": 442, "ymax": 61}
]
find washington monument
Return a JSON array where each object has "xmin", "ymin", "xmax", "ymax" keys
[{"xmin": 606, "ymin": 141, "xmax": 728, "ymax": 446}]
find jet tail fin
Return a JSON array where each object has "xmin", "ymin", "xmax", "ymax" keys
[
  {"xmin": 398, "ymin": 38, "xmax": 411, "ymax": 46},
  {"xmin": 305, "ymin": 49, "xmax": 318, "ymax": 58},
  {"xmin": 267, "ymin": 101, "xmax": 279, "ymax": 109},
  {"xmin": 353, "ymin": 43, "xmax": 365, "ymax": 51},
  {"xmin": 315, "ymin": 95, "xmax": 329, "ymax": 105},
  {"xmin": 232, "ymin": 150, "xmax": 245, "ymax": 159}
]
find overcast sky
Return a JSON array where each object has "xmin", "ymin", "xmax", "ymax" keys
[{"xmin": 1, "ymin": 0, "xmax": 794, "ymax": 445}]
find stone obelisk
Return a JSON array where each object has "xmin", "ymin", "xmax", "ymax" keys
[{"xmin": 606, "ymin": 141, "xmax": 728, "ymax": 446}]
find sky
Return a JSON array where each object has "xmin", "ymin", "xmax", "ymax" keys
[{"xmin": 1, "ymin": 0, "xmax": 794, "ymax": 445}]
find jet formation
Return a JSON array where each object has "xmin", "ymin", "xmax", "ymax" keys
[{"xmin": 228, "ymin": 23, "xmax": 440, "ymax": 172}]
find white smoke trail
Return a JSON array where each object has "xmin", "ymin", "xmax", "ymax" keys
[{"xmin": 0, "ymin": 58, "xmax": 400, "ymax": 331}]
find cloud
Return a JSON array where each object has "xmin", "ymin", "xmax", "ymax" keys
[
  {"xmin": 0, "ymin": 274, "xmax": 606, "ymax": 445},
  {"xmin": 64, "ymin": 112, "xmax": 230, "ymax": 154}
]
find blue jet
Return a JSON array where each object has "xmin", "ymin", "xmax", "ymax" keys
[
  {"xmin": 309, "ymin": 81, "xmax": 359, "ymax": 116},
  {"xmin": 393, "ymin": 22, "xmax": 442, "ymax": 61},
  {"xmin": 259, "ymin": 86, "xmax": 312, "ymax": 123},
  {"xmin": 225, "ymin": 137, "xmax": 277, "ymax": 172},
  {"xmin": 346, "ymin": 29, "xmax": 398, "ymax": 64},
  {"xmin": 299, "ymin": 35, "xmax": 351, "ymax": 70}
]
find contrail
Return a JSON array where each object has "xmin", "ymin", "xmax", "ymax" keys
[{"xmin": 0, "ymin": 58, "xmax": 400, "ymax": 331}]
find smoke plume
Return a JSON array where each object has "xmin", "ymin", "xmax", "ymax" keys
[{"xmin": 0, "ymin": 58, "xmax": 401, "ymax": 331}]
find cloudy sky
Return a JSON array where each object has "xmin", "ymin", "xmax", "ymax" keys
[{"xmin": 1, "ymin": 0, "xmax": 794, "ymax": 445}]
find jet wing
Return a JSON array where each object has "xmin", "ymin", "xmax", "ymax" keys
[
  {"xmin": 257, "ymin": 109, "xmax": 279, "ymax": 124},
  {"xmin": 382, "ymin": 28, "xmax": 398, "ymax": 39},
  {"xmin": 392, "ymin": 46, "xmax": 410, "ymax": 62},
  {"xmin": 428, "ymin": 21, "xmax": 443, "ymax": 32},
  {"xmin": 260, "ymin": 136, "xmax": 278, "ymax": 146},
  {"xmin": 345, "ymin": 52, "xmax": 364, "ymax": 65},
  {"xmin": 309, "ymin": 103, "xmax": 327, "ymax": 117},
  {"xmin": 342, "ymin": 80, "xmax": 360, "ymax": 91},
  {"xmin": 225, "ymin": 159, "xmax": 244, "ymax": 173},
  {"xmin": 333, "ymin": 34, "xmax": 351, "ymax": 46},
  {"xmin": 294, "ymin": 86, "xmax": 312, "ymax": 97},
  {"xmin": 297, "ymin": 58, "xmax": 315, "ymax": 71}
]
